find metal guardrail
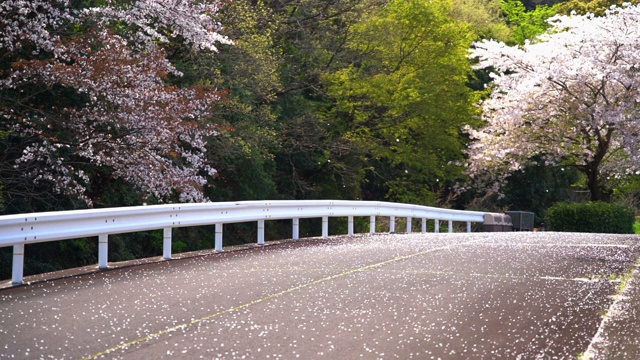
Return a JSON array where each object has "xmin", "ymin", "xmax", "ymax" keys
[{"xmin": 0, "ymin": 200, "xmax": 488, "ymax": 285}]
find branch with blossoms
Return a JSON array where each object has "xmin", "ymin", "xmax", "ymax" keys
[
  {"xmin": 0, "ymin": 0, "xmax": 231, "ymax": 208},
  {"xmin": 87, "ymin": 0, "xmax": 231, "ymax": 52},
  {"xmin": 465, "ymin": 4, "xmax": 640, "ymax": 201}
]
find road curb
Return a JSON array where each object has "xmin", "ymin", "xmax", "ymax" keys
[{"xmin": 583, "ymin": 261, "xmax": 640, "ymax": 359}]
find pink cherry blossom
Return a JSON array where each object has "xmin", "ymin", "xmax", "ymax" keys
[
  {"xmin": 0, "ymin": 0, "xmax": 230, "ymax": 206},
  {"xmin": 466, "ymin": 4, "xmax": 640, "ymax": 200}
]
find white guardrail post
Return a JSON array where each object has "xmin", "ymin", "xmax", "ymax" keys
[
  {"xmin": 257, "ymin": 220, "xmax": 265, "ymax": 245},
  {"xmin": 292, "ymin": 218, "xmax": 300, "ymax": 240},
  {"xmin": 163, "ymin": 227, "xmax": 172, "ymax": 260},
  {"xmin": 322, "ymin": 217, "xmax": 329, "ymax": 239},
  {"xmin": 1, "ymin": 200, "xmax": 488, "ymax": 285},
  {"xmin": 215, "ymin": 223, "xmax": 223, "ymax": 252},
  {"xmin": 12, "ymin": 244, "xmax": 24, "ymax": 285},
  {"xmin": 98, "ymin": 234, "xmax": 108, "ymax": 270}
]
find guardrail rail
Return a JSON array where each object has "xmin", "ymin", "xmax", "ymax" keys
[{"xmin": 1, "ymin": 200, "xmax": 490, "ymax": 285}]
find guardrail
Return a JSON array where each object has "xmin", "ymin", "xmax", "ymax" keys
[{"xmin": 1, "ymin": 200, "xmax": 488, "ymax": 285}]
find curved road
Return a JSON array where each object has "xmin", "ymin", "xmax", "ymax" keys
[{"xmin": 1, "ymin": 232, "xmax": 639, "ymax": 359}]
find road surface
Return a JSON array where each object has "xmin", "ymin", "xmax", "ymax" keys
[{"xmin": 1, "ymin": 232, "xmax": 639, "ymax": 359}]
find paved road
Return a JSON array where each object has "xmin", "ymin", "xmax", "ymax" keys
[{"xmin": 1, "ymin": 232, "xmax": 639, "ymax": 359}]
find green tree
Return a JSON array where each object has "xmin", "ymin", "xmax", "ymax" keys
[
  {"xmin": 259, "ymin": 0, "xmax": 383, "ymax": 200},
  {"xmin": 166, "ymin": 0, "xmax": 368, "ymax": 202},
  {"xmin": 450, "ymin": 0, "xmax": 512, "ymax": 41},
  {"xmin": 198, "ymin": 0, "xmax": 282, "ymax": 202},
  {"xmin": 556, "ymin": 0, "xmax": 640, "ymax": 15},
  {"xmin": 467, "ymin": 5, "xmax": 640, "ymax": 202},
  {"xmin": 501, "ymin": 0, "xmax": 559, "ymax": 45},
  {"xmin": 499, "ymin": 158, "xmax": 584, "ymax": 225},
  {"xmin": 326, "ymin": 0, "xmax": 479, "ymax": 205}
]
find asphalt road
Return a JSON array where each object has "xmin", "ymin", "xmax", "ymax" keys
[{"xmin": 1, "ymin": 232, "xmax": 639, "ymax": 359}]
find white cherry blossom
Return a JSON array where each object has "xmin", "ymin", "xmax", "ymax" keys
[{"xmin": 466, "ymin": 4, "xmax": 640, "ymax": 200}]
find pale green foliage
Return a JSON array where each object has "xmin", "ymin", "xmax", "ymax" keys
[
  {"xmin": 326, "ymin": 0, "xmax": 478, "ymax": 205},
  {"xmin": 216, "ymin": 0, "xmax": 281, "ymax": 103},
  {"xmin": 557, "ymin": 0, "xmax": 640, "ymax": 15},
  {"xmin": 450, "ymin": 0, "xmax": 512, "ymax": 41},
  {"xmin": 501, "ymin": 0, "xmax": 560, "ymax": 45}
]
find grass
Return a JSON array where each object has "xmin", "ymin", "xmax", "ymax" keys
[
  {"xmin": 581, "ymin": 258, "xmax": 640, "ymax": 360},
  {"xmin": 634, "ymin": 221, "xmax": 640, "ymax": 234},
  {"xmin": 604, "ymin": 267, "xmax": 636, "ymax": 301},
  {"xmin": 615, "ymin": 271, "xmax": 634, "ymax": 294}
]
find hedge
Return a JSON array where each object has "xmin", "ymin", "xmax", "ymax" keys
[{"xmin": 546, "ymin": 202, "xmax": 635, "ymax": 234}]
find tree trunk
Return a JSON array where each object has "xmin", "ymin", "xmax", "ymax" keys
[
  {"xmin": 583, "ymin": 128, "xmax": 614, "ymax": 202},
  {"xmin": 584, "ymin": 163, "xmax": 612, "ymax": 202},
  {"xmin": 586, "ymin": 170, "xmax": 605, "ymax": 201}
]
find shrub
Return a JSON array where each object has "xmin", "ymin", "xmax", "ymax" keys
[{"xmin": 546, "ymin": 202, "xmax": 635, "ymax": 234}]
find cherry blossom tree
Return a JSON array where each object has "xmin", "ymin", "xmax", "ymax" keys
[
  {"xmin": 0, "ymin": 0, "xmax": 231, "ymax": 207},
  {"xmin": 466, "ymin": 4, "xmax": 640, "ymax": 201}
]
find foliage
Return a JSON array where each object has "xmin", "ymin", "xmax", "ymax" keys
[
  {"xmin": 326, "ymin": 0, "xmax": 478, "ymax": 205},
  {"xmin": 200, "ymin": 0, "xmax": 281, "ymax": 202},
  {"xmin": 634, "ymin": 221, "xmax": 640, "ymax": 234},
  {"xmin": 466, "ymin": 4, "xmax": 640, "ymax": 202},
  {"xmin": 546, "ymin": 201, "xmax": 635, "ymax": 233},
  {"xmin": 501, "ymin": 0, "xmax": 559, "ymax": 45},
  {"xmin": 265, "ymin": 0, "xmax": 383, "ymax": 201},
  {"xmin": 610, "ymin": 174, "xmax": 640, "ymax": 214},
  {"xmin": 0, "ymin": 0, "xmax": 230, "ymax": 209},
  {"xmin": 449, "ymin": 0, "xmax": 512, "ymax": 41},
  {"xmin": 202, "ymin": 0, "xmax": 383, "ymax": 203},
  {"xmin": 499, "ymin": 158, "xmax": 583, "ymax": 225},
  {"xmin": 556, "ymin": 0, "xmax": 640, "ymax": 15}
]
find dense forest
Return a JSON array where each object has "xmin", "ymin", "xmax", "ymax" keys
[{"xmin": 2, "ymin": 0, "xmax": 639, "ymax": 278}]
